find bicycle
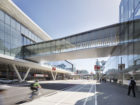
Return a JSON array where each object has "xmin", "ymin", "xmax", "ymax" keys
[{"xmin": 28, "ymin": 89, "xmax": 39, "ymax": 101}]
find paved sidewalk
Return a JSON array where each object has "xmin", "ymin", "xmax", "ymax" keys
[{"xmin": 1, "ymin": 80, "xmax": 78, "ymax": 105}]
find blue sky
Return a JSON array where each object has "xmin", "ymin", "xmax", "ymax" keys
[
  {"xmin": 13, "ymin": 0, "xmax": 121, "ymax": 38},
  {"xmin": 13, "ymin": 0, "xmax": 121, "ymax": 73}
]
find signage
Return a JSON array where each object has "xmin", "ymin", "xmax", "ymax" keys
[
  {"xmin": 34, "ymin": 74, "xmax": 48, "ymax": 77},
  {"xmin": 52, "ymin": 67, "xmax": 56, "ymax": 71},
  {"xmin": 118, "ymin": 64, "xmax": 125, "ymax": 70},
  {"xmin": 94, "ymin": 65, "xmax": 100, "ymax": 71}
]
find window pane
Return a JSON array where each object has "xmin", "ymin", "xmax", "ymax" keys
[
  {"xmin": 21, "ymin": 25, "xmax": 25, "ymax": 34},
  {"xmin": 0, "ymin": 21, "xmax": 4, "ymax": 31},
  {"xmin": 16, "ymin": 21, "xmax": 20, "ymax": 31},
  {"xmin": 0, "ymin": 10, "xmax": 4, "ymax": 21},
  {"xmin": 4, "ymin": 42, "xmax": 11, "ymax": 55},
  {"xmin": 0, "ymin": 39, "xmax": 4, "ymax": 54},
  {"xmin": 11, "ymin": 18, "xmax": 16, "ymax": 28},
  {"xmin": 5, "ymin": 14, "xmax": 10, "ymax": 25},
  {"xmin": 0, "ymin": 31, "xmax": 4, "ymax": 40},
  {"xmin": 24, "ymin": 37, "xmax": 26, "ymax": 45},
  {"xmin": 28, "ymin": 31, "xmax": 32, "ymax": 39},
  {"xmin": 5, "ymin": 24, "xmax": 11, "ymax": 35},
  {"xmin": 24, "ymin": 27, "xmax": 28, "ymax": 36}
]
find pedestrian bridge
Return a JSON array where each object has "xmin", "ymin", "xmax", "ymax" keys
[{"xmin": 23, "ymin": 19, "xmax": 140, "ymax": 62}]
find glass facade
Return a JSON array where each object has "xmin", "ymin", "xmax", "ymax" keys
[
  {"xmin": 47, "ymin": 61, "xmax": 74, "ymax": 72},
  {"xmin": 105, "ymin": 0, "xmax": 140, "ymax": 86},
  {"xmin": 24, "ymin": 19, "xmax": 140, "ymax": 76},
  {"xmin": 23, "ymin": 19, "xmax": 140, "ymax": 82},
  {"xmin": 0, "ymin": 9, "xmax": 43, "ymax": 58},
  {"xmin": 24, "ymin": 25, "xmax": 119, "ymax": 57},
  {"xmin": 0, "ymin": 9, "xmax": 71, "ymax": 78},
  {"xmin": 120, "ymin": 0, "xmax": 140, "ymax": 22}
]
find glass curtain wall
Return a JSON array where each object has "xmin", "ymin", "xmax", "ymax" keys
[
  {"xmin": 47, "ymin": 61, "xmax": 74, "ymax": 72},
  {"xmin": 105, "ymin": 0, "xmax": 140, "ymax": 84},
  {"xmin": 0, "ymin": 9, "xmax": 43, "ymax": 58},
  {"xmin": 24, "ymin": 25, "xmax": 120, "ymax": 57},
  {"xmin": 120, "ymin": 0, "xmax": 140, "ymax": 22}
]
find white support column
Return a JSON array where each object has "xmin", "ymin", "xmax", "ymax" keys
[
  {"xmin": 23, "ymin": 68, "xmax": 31, "ymax": 81},
  {"xmin": 54, "ymin": 72, "xmax": 58, "ymax": 80},
  {"xmin": 51, "ymin": 71, "xmax": 58, "ymax": 80},
  {"xmin": 12, "ymin": 64, "xmax": 23, "ymax": 82},
  {"xmin": 51, "ymin": 71, "xmax": 55, "ymax": 80},
  {"xmin": 63, "ymin": 74, "xmax": 65, "ymax": 80}
]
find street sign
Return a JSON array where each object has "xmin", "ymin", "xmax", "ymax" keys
[
  {"xmin": 118, "ymin": 64, "xmax": 125, "ymax": 70},
  {"xmin": 52, "ymin": 67, "xmax": 56, "ymax": 71},
  {"xmin": 94, "ymin": 65, "xmax": 100, "ymax": 71}
]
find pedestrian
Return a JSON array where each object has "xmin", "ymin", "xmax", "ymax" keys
[{"xmin": 128, "ymin": 77, "xmax": 136, "ymax": 97}]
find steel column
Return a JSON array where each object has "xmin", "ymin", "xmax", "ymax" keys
[
  {"xmin": 23, "ymin": 68, "xmax": 31, "ymax": 81},
  {"xmin": 12, "ymin": 64, "xmax": 23, "ymax": 82}
]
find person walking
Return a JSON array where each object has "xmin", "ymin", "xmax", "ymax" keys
[{"xmin": 128, "ymin": 77, "xmax": 136, "ymax": 97}]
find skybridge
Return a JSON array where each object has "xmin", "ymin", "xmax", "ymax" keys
[{"xmin": 23, "ymin": 19, "xmax": 140, "ymax": 62}]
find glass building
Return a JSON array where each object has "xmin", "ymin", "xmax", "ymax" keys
[
  {"xmin": 105, "ymin": 0, "xmax": 140, "ymax": 88},
  {"xmin": 120, "ymin": 0, "xmax": 140, "ymax": 22},
  {"xmin": 0, "ymin": 0, "xmax": 71, "ymax": 81},
  {"xmin": 1, "ymin": 0, "xmax": 140, "ymax": 83},
  {"xmin": 0, "ymin": 10, "xmax": 44, "ymax": 58}
]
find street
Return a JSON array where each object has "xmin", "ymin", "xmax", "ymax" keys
[
  {"xmin": 20, "ymin": 80, "xmax": 140, "ymax": 105},
  {"xmin": 20, "ymin": 80, "xmax": 96, "ymax": 105},
  {"xmin": 1, "ymin": 80, "xmax": 140, "ymax": 105}
]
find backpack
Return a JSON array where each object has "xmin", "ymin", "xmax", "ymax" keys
[
  {"xmin": 130, "ymin": 80, "xmax": 136, "ymax": 86},
  {"xmin": 30, "ymin": 83, "xmax": 36, "ymax": 90}
]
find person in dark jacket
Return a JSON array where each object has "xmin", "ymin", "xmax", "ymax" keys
[{"xmin": 128, "ymin": 77, "xmax": 136, "ymax": 97}]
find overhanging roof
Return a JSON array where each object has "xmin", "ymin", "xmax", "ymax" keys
[
  {"xmin": 0, "ymin": 0, "xmax": 51, "ymax": 41},
  {"xmin": 0, "ymin": 54, "xmax": 72, "ymax": 74}
]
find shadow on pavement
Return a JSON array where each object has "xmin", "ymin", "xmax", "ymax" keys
[
  {"xmin": 96, "ymin": 82, "xmax": 140, "ymax": 105},
  {"xmin": 12, "ymin": 82, "xmax": 95, "ymax": 105},
  {"xmin": 40, "ymin": 82, "xmax": 95, "ymax": 93},
  {"xmin": 74, "ymin": 82, "xmax": 140, "ymax": 105},
  {"xmin": 74, "ymin": 94, "xmax": 96, "ymax": 105},
  {"xmin": 4, "ymin": 82, "xmax": 91, "ymax": 105}
]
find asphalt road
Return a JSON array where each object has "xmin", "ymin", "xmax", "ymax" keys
[
  {"xmin": 1, "ymin": 80, "xmax": 140, "ymax": 105},
  {"xmin": 19, "ymin": 80, "xmax": 140, "ymax": 105},
  {"xmin": 97, "ymin": 82, "xmax": 140, "ymax": 105}
]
